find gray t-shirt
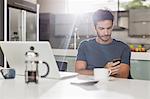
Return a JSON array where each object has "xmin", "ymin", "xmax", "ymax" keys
[{"xmin": 77, "ymin": 38, "xmax": 131, "ymax": 70}]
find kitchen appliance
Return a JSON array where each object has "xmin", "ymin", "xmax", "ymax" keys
[
  {"xmin": 7, "ymin": 0, "xmax": 39, "ymax": 41},
  {"xmin": 25, "ymin": 46, "xmax": 49, "ymax": 83}
]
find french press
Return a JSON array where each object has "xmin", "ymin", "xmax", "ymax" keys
[{"xmin": 25, "ymin": 46, "xmax": 49, "ymax": 83}]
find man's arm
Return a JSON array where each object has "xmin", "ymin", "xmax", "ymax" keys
[
  {"xmin": 75, "ymin": 60, "xmax": 130, "ymax": 78},
  {"xmin": 105, "ymin": 62, "xmax": 130, "ymax": 78},
  {"xmin": 118, "ymin": 63, "xmax": 130, "ymax": 78},
  {"xmin": 75, "ymin": 60, "xmax": 94, "ymax": 75}
]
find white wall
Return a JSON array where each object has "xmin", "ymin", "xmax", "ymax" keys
[{"xmin": 37, "ymin": 0, "xmax": 66, "ymax": 13}]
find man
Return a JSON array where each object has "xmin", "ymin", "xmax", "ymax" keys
[{"xmin": 75, "ymin": 9, "xmax": 132, "ymax": 79}]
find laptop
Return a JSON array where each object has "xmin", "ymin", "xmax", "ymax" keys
[{"xmin": 0, "ymin": 41, "xmax": 78, "ymax": 79}]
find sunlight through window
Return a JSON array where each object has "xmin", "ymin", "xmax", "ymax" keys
[{"xmin": 66, "ymin": 0, "xmax": 132, "ymax": 14}]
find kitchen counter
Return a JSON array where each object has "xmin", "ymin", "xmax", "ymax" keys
[
  {"xmin": 52, "ymin": 49, "xmax": 150, "ymax": 60},
  {"xmin": 53, "ymin": 49, "xmax": 77, "ymax": 57},
  {"xmin": 131, "ymin": 52, "xmax": 150, "ymax": 60}
]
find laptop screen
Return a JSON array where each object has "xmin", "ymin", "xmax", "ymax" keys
[{"xmin": 0, "ymin": 41, "xmax": 61, "ymax": 79}]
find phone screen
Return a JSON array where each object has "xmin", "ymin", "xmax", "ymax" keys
[{"xmin": 112, "ymin": 59, "xmax": 121, "ymax": 66}]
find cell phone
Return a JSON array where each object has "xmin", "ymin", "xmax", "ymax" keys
[{"xmin": 112, "ymin": 59, "xmax": 121, "ymax": 66}]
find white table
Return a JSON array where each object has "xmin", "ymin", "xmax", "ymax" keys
[{"xmin": 0, "ymin": 75, "xmax": 150, "ymax": 99}]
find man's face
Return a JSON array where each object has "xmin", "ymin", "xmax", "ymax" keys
[{"xmin": 95, "ymin": 20, "xmax": 113, "ymax": 42}]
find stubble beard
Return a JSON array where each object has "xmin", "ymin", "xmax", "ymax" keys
[{"xmin": 97, "ymin": 34, "xmax": 112, "ymax": 44}]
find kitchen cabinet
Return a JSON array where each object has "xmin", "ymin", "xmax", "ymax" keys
[
  {"xmin": 54, "ymin": 13, "xmax": 95, "ymax": 36},
  {"xmin": 131, "ymin": 60, "xmax": 150, "ymax": 80},
  {"xmin": 129, "ymin": 9, "xmax": 150, "ymax": 37},
  {"xmin": 7, "ymin": 0, "xmax": 37, "ymax": 12},
  {"xmin": 39, "ymin": 13, "xmax": 53, "ymax": 41},
  {"xmin": 39, "ymin": 13, "xmax": 96, "ymax": 49},
  {"xmin": 0, "ymin": 0, "xmax": 39, "ymax": 67},
  {"xmin": 8, "ymin": 7, "xmax": 38, "ymax": 41},
  {"xmin": 7, "ymin": 0, "xmax": 39, "ymax": 41}
]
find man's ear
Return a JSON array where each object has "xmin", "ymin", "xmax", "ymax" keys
[{"xmin": 111, "ymin": 25, "xmax": 114, "ymax": 30}]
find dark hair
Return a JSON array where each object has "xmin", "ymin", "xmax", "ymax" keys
[{"xmin": 92, "ymin": 9, "xmax": 114, "ymax": 27}]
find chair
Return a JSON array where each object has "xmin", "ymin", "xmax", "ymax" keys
[{"xmin": 56, "ymin": 61, "xmax": 68, "ymax": 71}]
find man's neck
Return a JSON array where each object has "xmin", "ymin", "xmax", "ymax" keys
[{"xmin": 96, "ymin": 37, "xmax": 113, "ymax": 44}]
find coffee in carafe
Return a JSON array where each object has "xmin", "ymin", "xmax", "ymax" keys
[
  {"xmin": 25, "ymin": 46, "xmax": 49, "ymax": 84},
  {"xmin": 25, "ymin": 70, "xmax": 38, "ymax": 83},
  {"xmin": 25, "ymin": 46, "xmax": 39, "ymax": 83}
]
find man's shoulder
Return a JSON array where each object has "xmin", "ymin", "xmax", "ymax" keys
[
  {"xmin": 80, "ymin": 38, "xmax": 96, "ymax": 45},
  {"xmin": 113, "ymin": 39, "xmax": 128, "ymax": 47}
]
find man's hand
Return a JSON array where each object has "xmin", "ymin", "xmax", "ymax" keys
[{"xmin": 105, "ymin": 61, "xmax": 121, "ymax": 76}]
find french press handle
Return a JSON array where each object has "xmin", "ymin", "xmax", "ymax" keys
[{"xmin": 40, "ymin": 61, "xmax": 50, "ymax": 78}]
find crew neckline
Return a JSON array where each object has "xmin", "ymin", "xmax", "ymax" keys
[{"xmin": 94, "ymin": 38, "xmax": 115, "ymax": 46}]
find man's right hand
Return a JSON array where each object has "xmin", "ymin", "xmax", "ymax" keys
[{"xmin": 105, "ymin": 61, "xmax": 121, "ymax": 76}]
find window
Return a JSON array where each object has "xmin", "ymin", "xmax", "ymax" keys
[{"xmin": 65, "ymin": 0, "xmax": 132, "ymax": 14}]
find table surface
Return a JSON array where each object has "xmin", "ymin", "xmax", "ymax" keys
[{"xmin": 0, "ymin": 74, "xmax": 150, "ymax": 99}]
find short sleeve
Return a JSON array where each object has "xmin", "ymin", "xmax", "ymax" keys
[
  {"xmin": 121, "ymin": 45, "xmax": 131, "ymax": 65},
  {"xmin": 76, "ymin": 41, "xmax": 87, "ymax": 61}
]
